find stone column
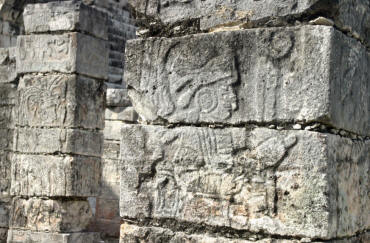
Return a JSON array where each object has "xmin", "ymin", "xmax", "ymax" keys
[
  {"xmin": 7, "ymin": 1, "xmax": 108, "ymax": 242},
  {"xmin": 0, "ymin": 47, "xmax": 16, "ymax": 243},
  {"xmin": 120, "ymin": 1, "xmax": 370, "ymax": 242}
]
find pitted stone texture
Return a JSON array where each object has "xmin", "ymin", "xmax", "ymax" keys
[
  {"xmin": 7, "ymin": 230, "xmax": 102, "ymax": 243},
  {"xmin": 120, "ymin": 224, "xmax": 283, "ymax": 243},
  {"xmin": 16, "ymin": 33, "xmax": 108, "ymax": 79},
  {"xmin": 120, "ymin": 125, "xmax": 369, "ymax": 239},
  {"xmin": 119, "ymin": 224, "xmax": 370, "ymax": 243},
  {"xmin": 126, "ymin": 26, "xmax": 370, "ymax": 136},
  {"xmin": 11, "ymin": 154, "xmax": 100, "ymax": 197},
  {"xmin": 14, "ymin": 128, "xmax": 103, "ymax": 157},
  {"xmin": 24, "ymin": 1, "xmax": 108, "ymax": 40},
  {"xmin": 106, "ymin": 83, "xmax": 131, "ymax": 107},
  {"xmin": 129, "ymin": 0, "xmax": 370, "ymax": 46},
  {"xmin": 17, "ymin": 74, "xmax": 105, "ymax": 129},
  {"xmin": 9, "ymin": 198, "xmax": 92, "ymax": 233}
]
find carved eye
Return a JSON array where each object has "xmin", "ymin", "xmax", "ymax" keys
[{"xmin": 196, "ymin": 88, "xmax": 218, "ymax": 113}]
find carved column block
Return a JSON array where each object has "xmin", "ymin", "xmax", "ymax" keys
[
  {"xmin": 126, "ymin": 25, "xmax": 370, "ymax": 136},
  {"xmin": 120, "ymin": 124, "xmax": 369, "ymax": 240},
  {"xmin": 8, "ymin": 2, "xmax": 107, "ymax": 242}
]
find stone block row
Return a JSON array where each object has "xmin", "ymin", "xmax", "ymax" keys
[
  {"xmin": 119, "ymin": 224, "xmax": 370, "ymax": 243},
  {"xmin": 129, "ymin": 0, "xmax": 370, "ymax": 48},
  {"xmin": 119, "ymin": 124, "xmax": 369, "ymax": 240},
  {"xmin": 126, "ymin": 25, "xmax": 370, "ymax": 136},
  {"xmin": 16, "ymin": 74, "xmax": 105, "ymax": 129},
  {"xmin": 23, "ymin": 1, "xmax": 108, "ymax": 40},
  {"xmin": 14, "ymin": 128, "xmax": 103, "ymax": 157},
  {"xmin": 11, "ymin": 154, "xmax": 100, "ymax": 197},
  {"xmin": 16, "ymin": 33, "xmax": 109, "ymax": 79},
  {"xmin": 9, "ymin": 198, "xmax": 92, "ymax": 233},
  {"xmin": 7, "ymin": 230, "xmax": 102, "ymax": 243}
]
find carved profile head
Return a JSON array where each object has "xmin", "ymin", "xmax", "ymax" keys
[{"xmin": 156, "ymin": 41, "xmax": 238, "ymax": 123}]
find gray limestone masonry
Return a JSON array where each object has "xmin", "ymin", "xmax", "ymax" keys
[
  {"xmin": 11, "ymin": 154, "xmax": 100, "ymax": 197},
  {"xmin": 125, "ymin": 25, "xmax": 370, "ymax": 136},
  {"xmin": 119, "ymin": 224, "xmax": 370, "ymax": 243},
  {"xmin": 16, "ymin": 74, "xmax": 105, "ymax": 130},
  {"xmin": 129, "ymin": 0, "xmax": 370, "ymax": 48},
  {"xmin": 119, "ymin": 124, "xmax": 369, "ymax": 240},
  {"xmin": 23, "ymin": 1, "xmax": 108, "ymax": 40},
  {"xmin": 9, "ymin": 198, "xmax": 92, "ymax": 233},
  {"xmin": 7, "ymin": 230, "xmax": 103, "ymax": 243},
  {"xmin": 16, "ymin": 33, "xmax": 109, "ymax": 79}
]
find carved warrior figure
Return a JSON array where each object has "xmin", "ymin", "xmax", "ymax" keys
[{"xmin": 143, "ymin": 127, "xmax": 297, "ymax": 221}]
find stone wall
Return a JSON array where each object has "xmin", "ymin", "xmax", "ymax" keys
[
  {"xmin": 89, "ymin": 83, "xmax": 137, "ymax": 243},
  {"xmin": 120, "ymin": 1, "xmax": 370, "ymax": 242},
  {"xmin": 0, "ymin": 1, "xmax": 136, "ymax": 242}
]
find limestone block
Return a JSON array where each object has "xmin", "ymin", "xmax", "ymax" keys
[
  {"xmin": 14, "ymin": 128, "xmax": 103, "ymax": 157},
  {"xmin": 105, "ymin": 107, "xmax": 138, "ymax": 123},
  {"xmin": 119, "ymin": 224, "xmax": 370, "ymax": 243},
  {"xmin": 0, "ymin": 228, "xmax": 7, "ymax": 243},
  {"xmin": 96, "ymin": 198, "xmax": 119, "ymax": 221},
  {"xmin": 16, "ymin": 33, "xmax": 109, "ymax": 79},
  {"xmin": 0, "ymin": 83, "xmax": 16, "ymax": 106},
  {"xmin": 104, "ymin": 120, "xmax": 123, "ymax": 141},
  {"xmin": 103, "ymin": 141, "xmax": 120, "ymax": 160},
  {"xmin": 101, "ymin": 158, "xmax": 120, "ymax": 184},
  {"xmin": 9, "ymin": 198, "xmax": 92, "ymax": 232},
  {"xmin": 17, "ymin": 74, "xmax": 105, "ymax": 129},
  {"xmin": 0, "ymin": 199, "xmax": 10, "ymax": 228},
  {"xmin": 7, "ymin": 230, "xmax": 102, "ymax": 243},
  {"xmin": 0, "ymin": 152, "xmax": 11, "ymax": 197},
  {"xmin": 119, "ymin": 124, "xmax": 369, "ymax": 239},
  {"xmin": 0, "ymin": 48, "xmax": 16, "ymax": 83},
  {"xmin": 11, "ymin": 154, "xmax": 100, "ymax": 197},
  {"xmin": 126, "ymin": 26, "xmax": 370, "ymax": 136},
  {"xmin": 0, "ymin": 106, "xmax": 13, "ymax": 129},
  {"xmin": 0, "ymin": 129, "xmax": 12, "ymax": 150},
  {"xmin": 106, "ymin": 83, "xmax": 131, "ymax": 107},
  {"xmin": 23, "ymin": 1, "xmax": 108, "ymax": 40},
  {"xmin": 129, "ymin": 0, "xmax": 370, "ymax": 47}
]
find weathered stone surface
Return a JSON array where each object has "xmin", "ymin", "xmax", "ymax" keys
[
  {"xmin": 126, "ymin": 26, "xmax": 370, "ymax": 136},
  {"xmin": 0, "ymin": 152, "xmax": 11, "ymax": 197},
  {"xmin": 16, "ymin": 33, "xmax": 109, "ymax": 79},
  {"xmin": 105, "ymin": 120, "xmax": 123, "ymax": 141},
  {"xmin": 106, "ymin": 83, "xmax": 131, "ymax": 107},
  {"xmin": 14, "ymin": 128, "xmax": 103, "ymax": 157},
  {"xmin": 17, "ymin": 74, "xmax": 105, "ymax": 129},
  {"xmin": 7, "ymin": 230, "xmax": 102, "ymax": 243},
  {"xmin": 24, "ymin": 1, "xmax": 108, "ymax": 40},
  {"xmin": 0, "ymin": 129, "xmax": 12, "ymax": 151},
  {"xmin": 0, "ymin": 227, "xmax": 7, "ymax": 243},
  {"xmin": 11, "ymin": 154, "xmax": 100, "ymax": 197},
  {"xmin": 120, "ymin": 124, "xmax": 369, "ymax": 239},
  {"xmin": 101, "ymin": 158, "xmax": 120, "ymax": 184},
  {"xmin": 9, "ymin": 198, "xmax": 92, "ymax": 232},
  {"xmin": 0, "ymin": 48, "xmax": 16, "ymax": 83},
  {"xmin": 129, "ymin": 0, "xmax": 370, "ymax": 47},
  {"xmin": 119, "ymin": 224, "xmax": 370, "ymax": 243},
  {"xmin": 0, "ymin": 199, "xmax": 10, "ymax": 228},
  {"xmin": 0, "ymin": 83, "xmax": 16, "ymax": 106},
  {"xmin": 0, "ymin": 106, "xmax": 13, "ymax": 129},
  {"xmin": 105, "ymin": 107, "xmax": 138, "ymax": 123},
  {"xmin": 103, "ymin": 141, "xmax": 120, "ymax": 160}
]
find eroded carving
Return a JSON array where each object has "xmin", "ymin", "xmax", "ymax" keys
[{"xmin": 121, "ymin": 126, "xmax": 297, "ymax": 226}]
